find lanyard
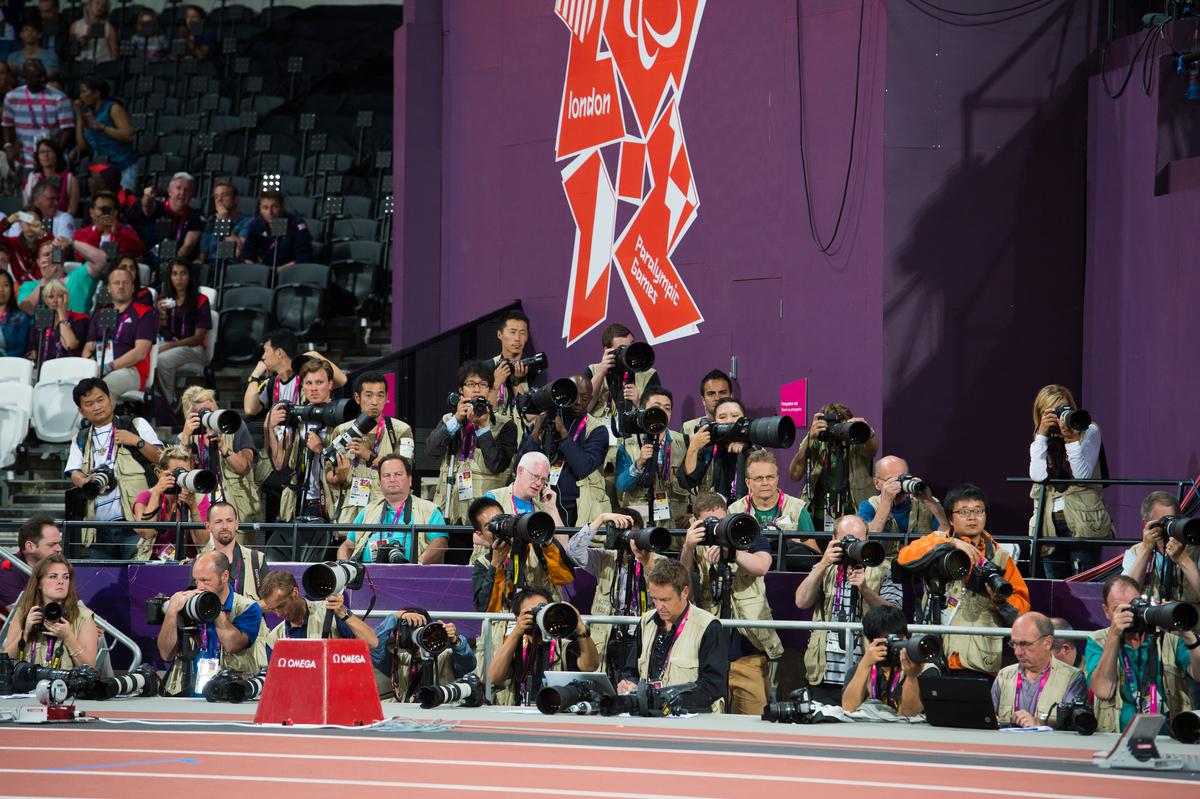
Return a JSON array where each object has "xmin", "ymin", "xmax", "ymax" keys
[
  {"xmin": 23, "ymin": 87, "xmax": 51, "ymax": 130},
  {"xmin": 31, "ymin": 638, "xmax": 62, "ymax": 669},
  {"xmin": 271, "ymin": 374, "xmax": 298, "ymax": 406},
  {"xmin": 753, "ymin": 491, "xmax": 785, "ymax": 522},
  {"xmin": 382, "ymin": 497, "xmax": 414, "ymax": 560},
  {"xmin": 633, "ymin": 560, "xmax": 647, "ymax": 614},
  {"xmin": 654, "ymin": 434, "xmax": 672, "ymax": 482},
  {"xmin": 93, "ymin": 425, "xmax": 116, "ymax": 462},
  {"xmin": 831, "ymin": 564, "xmax": 847, "ymax": 616},
  {"xmin": 458, "ymin": 421, "xmax": 477, "ymax": 460},
  {"xmin": 1013, "ymin": 666, "xmax": 1051, "ymax": 716},
  {"xmin": 657, "ymin": 605, "xmax": 691, "ymax": 679},
  {"xmin": 1120, "ymin": 644, "xmax": 1157, "ymax": 712},
  {"xmin": 869, "ymin": 664, "xmax": 902, "ymax": 706}
]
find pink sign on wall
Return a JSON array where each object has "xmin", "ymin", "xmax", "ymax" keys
[{"xmin": 779, "ymin": 379, "xmax": 807, "ymax": 425}]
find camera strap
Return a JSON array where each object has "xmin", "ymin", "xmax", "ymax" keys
[{"xmin": 869, "ymin": 664, "xmax": 902, "ymax": 708}]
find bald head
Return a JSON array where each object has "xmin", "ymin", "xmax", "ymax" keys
[
  {"xmin": 833, "ymin": 514, "xmax": 867, "ymax": 541},
  {"xmin": 874, "ymin": 455, "xmax": 909, "ymax": 480}
]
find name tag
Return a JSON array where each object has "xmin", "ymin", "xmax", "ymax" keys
[
  {"xmin": 941, "ymin": 595, "xmax": 960, "ymax": 627},
  {"xmin": 825, "ymin": 630, "xmax": 844, "ymax": 654},
  {"xmin": 102, "ymin": 340, "xmax": 115, "ymax": 368},
  {"xmin": 823, "ymin": 512, "xmax": 836, "ymax": 533},
  {"xmin": 776, "ymin": 515, "xmax": 793, "ymax": 529},
  {"xmin": 347, "ymin": 476, "xmax": 372, "ymax": 507},
  {"xmin": 457, "ymin": 468, "xmax": 474, "ymax": 501},
  {"xmin": 652, "ymin": 492, "xmax": 670, "ymax": 522},
  {"xmin": 157, "ymin": 543, "xmax": 176, "ymax": 562},
  {"xmin": 549, "ymin": 463, "xmax": 563, "ymax": 486},
  {"xmin": 193, "ymin": 656, "xmax": 220, "ymax": 697}
]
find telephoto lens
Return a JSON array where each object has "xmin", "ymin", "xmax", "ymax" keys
[
  {"xmin": 1169, "ymin": 710, "xmax": 1200, "ymax": 744},
  {"xmin": 603, "ymin": 523, "xmax": 672, "ymax": 554},
  {"xmin": 701, "ymin": 513, "xmax": 759, "ymax": 550},
  {"xmin": 536, "ymin": 680, "xmax": 598, "ymax": 715},
  {"xmin": 1053, "ymin": 403, "xmax": 1091, "ymax": 432},
  {"xmin": 900, "ymin": 544, "xmax": 971, "ymax": 583},
  {"xmin": 98, "ymin": 665, "xmax": 159, "ymax": 699},
  {"xmin": 613, "ymin": 342, "xmax": 654, "ymax": 373},
  {"xmin": 1128, "ymin": 598, "xmax": 1199, "ymax": 633},
  {"xmin": 761, "ymin": 688, "xmax": 815, "ymax": 724},
  {"xmin": 1155, "ymin": 515, "xmax": 1200, "ymax": 546},
  {"xmin": 534, "ymin": 602, "xmax": 580, "ymax": 639},
  {"xmin": 418, "ymin": 674, "xmax": 484, "ymax": 709},
  {"xmin": 836, "ymin": 535, "xmax": 885, "ymax": 567},
  {"xmin": 520, "ymin": 378, "xmax": 578, "ymax": 414},
  {"xmin": 399, "ymin": 621, "xmax": 450, "ymax": 656},
  {"xmin": 487, "ymin": 511, "xmax": 556, "ymax": 547},
  {"xmin": 170, "ymin": 467, "xmax": 218, "ymax": 494},
  {"xmin": 302, "ymin": 560, "xmax": 366, "ymax": 598},
  {"xmin": 896, "ymin": 474, "xmax": 927, "ymax": 496},
  {"xmin": 885, "ymin": 633, "xmax": 942, "ymax": 665},
  {"xmin": 199, "ymin": 408, "xmax": 240, "ymax": 435},
  {"xmin": 180, "ymin": 591, "xmax": 222, "ymax": 624}
]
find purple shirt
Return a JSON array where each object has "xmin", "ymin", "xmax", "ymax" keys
[
  {"xmin": 88, "ymin": 302, "xmax": 157, "ymax": 362},
  {"xmin": 28, "ymin": 311, "xmax": 89, "ymax": 360},
  {"xmin": 0, "ymin": 554, "xmax": 30, "ymax": 609},
  {"xmin": 162, "ymin": 295, "xmax": 212, "ymax": 342}
]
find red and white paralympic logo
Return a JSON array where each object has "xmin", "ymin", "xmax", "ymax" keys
[{"xmin": 555, "ymin": 0, "xmax": 706, "ymax": 346}]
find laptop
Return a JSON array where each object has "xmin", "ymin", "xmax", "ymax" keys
[
  {"xmin": 543, "ymin": 671, "xmax": 617, "ymax": 698},
  {"xmin": 919, "ymin": 673, "xmax": 998, "ymax": 730}
]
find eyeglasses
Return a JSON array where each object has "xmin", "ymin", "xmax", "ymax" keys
[
  {"xmin": 1007, "ymin": 634, "xmax": 1048, "ymax": 651},
  {"xmin": 746, "ymin": 475, "xmax": 778, "ymax": 483},
  {"xmin": 952, "ymin": 508, "xmax": 986, "ymax": 518},
  {"xmin": 461, "ymin": 381, "xmax": 489, "ymax": 390},
  {"xmin": 526, "ymin": 473, "xmax": 549, "ymax": 485}
]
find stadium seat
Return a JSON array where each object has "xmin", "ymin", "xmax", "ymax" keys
[
  {"xmin": 331, "ymin": 218, "xmax": 378, "ymax": 242},
  {"xmin": 174, "ymin": 306, "xmax": 219, "ymax": 387},
  {"xmin": 199, "ymin": 286, "xmax": 217, "ymax": 307},
  {"xmin": 118, "ymin": 344, "xmax": 158, "ymax": 416},
  {"xmin": 218, "ymin": 307, "xmax": 272, "ymax": 364},
  {"xmin": 330, "ymin": 240, "xmax": 383, "ymax": 269},
  {"xmin": 221, "ymin": 285, "xmax": 275, "ymax": 314},
  {"xmin": 280, "ymin": 263, "xmax": 330, "ymax": 289},
  {"xmin": 0, "ymin": 383, "xmax": 32, "ymax": 468},
  {"xmin": 0, "ymin": 357, "xmax": 34, "ymax": 385},
  {"xmin": 223, "ymin": 265, "xmax": 273, "ymax": 293},
  {"xmin": 237, "ymin": 196, "xmax": 258, "ymax": 217},
  {"xmin": 272, "ymin": 282, "xmax": 325, "ymax": 339},
  {"xmin": 32, "ymin": 358, "xmax": 98, "ymax": 443},
  {"xmin": 241, "ymin": 95, "xmax": 287, "ymax": 116},
  {"xmin": 288, "ymin": 196, "xmax": 316, "ymax": 220}
]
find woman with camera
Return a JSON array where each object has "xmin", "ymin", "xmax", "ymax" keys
[
  {"xmin": 1028, "ymin": 384, "xmax": 1114, "ymax": 578},
  {"xmin": 133, "ymin": 445, "xmax": 209, "ymax": 561},
  {"xmin": 3, "ymin": 555, "xmax": 100, "ymax": 669}
]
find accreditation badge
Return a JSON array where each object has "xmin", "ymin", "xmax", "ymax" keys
[
  {"xmin": 457, "ymin": 468, "xmax": 474, "ymax": 501},
  {"xmin": 193, "ymin": 657, "xmax": 220, "ymax": 697},
  {"xmin": 347, "ymin": 476, "xmax": 372, "ymax": 507}
]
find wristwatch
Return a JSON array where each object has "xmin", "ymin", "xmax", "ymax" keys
[
  {"xmin": 1185, "ymin": 635, "xmax": 1200, "ymax": 650},
  {"xmin": 136, "ymin": 438, "xmax": 145, "ymax": 449},
  {"xmin": 576, "ymin": 625, "xmax": 591, "ymax": 640}
]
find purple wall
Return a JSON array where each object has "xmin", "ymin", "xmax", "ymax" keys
[{"xmin": 1083, "ymin": 31, "xmax": 1200, "ymax": 535}]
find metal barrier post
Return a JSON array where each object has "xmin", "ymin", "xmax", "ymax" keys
[{"xmin": 1029, "ymin": 482, "xmax": 1048, "ymax": 577}]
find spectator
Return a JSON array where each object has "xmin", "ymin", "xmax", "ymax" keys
[
  {"xmin": 196, "ymin": 502, "xmax": 265, "ymax": 600},
  {"xmin": 85, "ymin": 163, "xmax": 136, "ymax": 216},
  {"xmin": 485, "ymin": 588, "xmax": 596, "ymax": 706},
  {"xmin": 0, "ymin": 514, "xmax": 62, "ymax": 609},
  {"xmin": 841, "ymin": 605, "xmax": 926, "ymax": 716},
  {"xmin": 178, "ymin": 387, "xmax": 261, "ymax": 526},
  {"xmin": 177, "ymin": 5, "xmax": 215, "ymax": 61},
  {"xmin": 1, "ymin": 59, "xmax": 72, "ymax": 173},
  {"xmin": 80, "ymin": 266, "xmax": 156, "ymax": 397},
  {"xmin": 259, "ymin": 569, "xmax": 377, "ymax": 656},
  {"xmin": 111, "ymin": 254, "xmax": 154, "ymax": 307},
  {"xmin": 74, "ymin": 190, "xmax": 145, "ymax": 257},
  {"xmin": 3, "ymin": 554, "xmax": 100, "ymax": 669},
  {"xmin": 130, "ymin": 172, "xmax": 203, "ymax": 260},
  {"xmin": 154, "ymin": 258, "xmax": 209, "ymax": 405},
  {"xmin": 73, "ymin": 79, "xmax": 136, "ymax": 192},
  {"xmin": 10, "ymin": 180, "xmax": 73, "ymax": 238},
  {"xmin": 1, "ymin": 210, "xmax": 51, "ymax": 282},
  {"xmin": 21, "ymin": 138, "xmax": 75, "ymax": 215},
  {"xmin": 69, "ymin": 0, "xmax": 119, "ymax": 64},
  {"xmin": 241, "ymin": 190, "xmax": 312, "ymax": 268},
  {"xmin": 371, "ymin": 607, "xmax": 475, "ymax": 702},
  {"xmin": 38, "ymin": 0, "xmax": 66, "ymax": 60},
  {"xmin": 198, "ymin": 180, "xmax": 252, "ymax": 262},
  {"xmin": 133, "ymin": 445, "xmax": 207, "ymax": 561},
  {"xmin": 8, "ymin": 13, "xmax": 59, "ymax": 76},
  {"xmin": 0, "ymin": 270, "xmax": 31, "ymax": 356},
  {"xmin": 337, "ymin": 455, "xmax": 448, "ymax": 564},
  {"xmin": 129, "ymin": 10, "xmax": 168, "ymax": 62},
  {"xmin": 24, "ymin": 277, "xmax": 87, "ymax": 361},
  {"xmin": 17, "ymin": 234, "xmax": 107, "ymax": 315}
]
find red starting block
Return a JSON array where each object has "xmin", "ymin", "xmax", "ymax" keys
[{"xmin": 254, "ymin": 639, "xmax": 384, "ymax": 726}]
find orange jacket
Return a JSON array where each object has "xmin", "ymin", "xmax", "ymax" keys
[{"xmin": 485, "ymin": 543, "xmax": 575, "ymax": 613}]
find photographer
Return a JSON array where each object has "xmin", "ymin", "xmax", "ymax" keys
[
  {"xmin": 1122, "ymin": 491, "xmax": 1200, "ymax": 606},
  {"xmin": 132, "ymin": 445, "xmax": 208, "ymax": 561},
  {"xmin": 245, "ymin": 330, "xmax": 320, "ymax": 416},
  {"xmin": 178, "ymin": 386, "xmax": 261, "ymax": 524},
  {"xmin": 197, "ymin": 502, "xmax": 266, "ymax": 601},
  {"xmin": 265, "ymin": 359, "xmax": 351, "ymax": 522},
  {"xmin": 681, "ymin": 491, "xmax": 780, "ymax": 714},
  {"xmin": 258, "ymin": 570, "xmax": 376, "ymax": 653},
  {"xmin": 796, "ymin": 515, "xmax": 900, "ymax": 704},
  {"xmin": 79, "ymin": 266, "xmax": 156, "ymax": 398},
  {"xmin": 617, "ymin": 558, "xmax": 728, "ymax": 713},
  {"xmin": 3, "ymin": 555, "xmax": 99, "ymax": 670},
  {"xmin": 1085, "ymin": 575, "xmax": 1200, "ymax": 733},
  {"xmin": 1051, "ymin": 617, "xmax": 1079, "ymax": 667},
  {"xmin": 426, "ymin": 360, "xmax": 517, "ymax": 524},
  {"xmin": 488, "ymin": 309, "xmax": 537, "ymax": 414},
  {"xmin": 330, "ymin": 371, "xmax": 415, "ymax": 523},
  {"xmin": 991, "ymin": 612, "xmax": 1086, "ymax": 729},
  {"xmin": 157, "ymin": 552, "xmax": 264, "ymax": 696},
  {"xmin": 615, "ymin": 387, "xmax": 690, "ymax": 528},
  {"xmin": 566, "ymin": 509, "xmax": 665, "ymax": 678},
  {"xmin": 841, "ymin": 605, "xmax": 925, "ymax": 716},
  {"xmin": 897, "ymin": 484, "xmax": 1030, "ymax": 677},
  {"xmin": 0, "ymin": 515, "xmax": 62, "ymax": 609},
  {"xmin": 1028, "ymin": 384, "xmax": 1114, "ymax": 578},
  {"xmin": 728, "ymin": 450, "xmax": 815, "ymax": 549},
  {"xmin": 681, "ymin": 369, "xmax": 733, "ymax": 438},
  {"xmin": 678, "ymin": 398, "xmax": 752, "ymax": 501},
  {"xmin": 586, "ymin": 322, "xmax": 661, "ymax": 419},
  {"xmin": 337, "ymin": 455, "xmax": 448, "ymax": 564},
  {"xmin": 788, "ymin": 403, "xmax": 878, "ymax": 531},
  {"xmin": 859, "ymin": 455, "xmax": 948, "ymax": 558},
  {"xmin": 65, "ymin": 377, "xmax": 163, "ymax": 560},
  {"xmin": 371, "ymin": 608, "xmax": 475, "ymax": 702},
  {"xmin": 485, "ymin": 588, "xmax": 596, "ymax": 706}
]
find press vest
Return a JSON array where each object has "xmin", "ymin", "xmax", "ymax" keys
[
  {"xmin": 386, "ymin": 647, "xmax": 456, "ymax": 703},
  {"xmin": 163, "ymin": 591, "xmax": 265, "ymax": 695},
  {"xmin": 926, "ymin": 539, "xmax": 1013, "ymax": 675},
  {"xmin": 432, "ymin": 410, "xmax": 514, "ymax": 523},
  {"xmin": 588, "ymin": 363, "xmax": 657, "ymax": 420},
  {"xmin": 636, "ymin": 605, "xmax": 724, "ymax": 713},
  {"xmin": 207, "ymin": 431, "xmax": 262, "ymax": 524},
  {"xmin": 802, "ymin": 559, "xmax": 889, "ymax": 684},
  {"xmin": 277, "ymin": 429, "xmax": 338, "ymax": 523},
  {"xmin": 1028, "ymin": 483, "xmax": 1114, "ymax": 554},
  {"xmin": 1124, "ymin": 542, "xmax": 1200, "ymax": 607},
  {"xmin": 618, "ymin": 430, "xmax": 690, "ymax": 527},
  {"xmin": 478, "ymin": 619, "xmax": 574, "ymax": 706},
  {"xmin": 866, "ymin": 494, "xmax": 935, "ymax": 559},
  {"xmin": 77, "ymin": 418, "xmax": 155, "ymax": 554},
  {"xmin": 994, "ymin": 657, "xmax": 1081, "ymax": 724},
  {"xmin": 21, "ymin": 603, "xmax": 96, "ymax": 670},
  {"xmin": 797, "ymin": 434, "xmax": 874, "ymax": 512},
  {"xmin": 332, "ymin": 417, "xmax": 416, "ymax": 523},
  {"xmin": 695, "ymin": 545, "xmax": 784, "ymax": 660},
  {"xmin": 729, "ymin": 492, "xmax": 810, "ymax": 532},
  {"xmin": 1087, "ymin": 628, "xmax": 1191, "ymax": 733},
  {"xmin": 590, "ymin": 551, "xmax": 664, "ymax": 665},
  {"xmin": 348, "ymin": 495, "xmax": 440, "ymax": 561}
]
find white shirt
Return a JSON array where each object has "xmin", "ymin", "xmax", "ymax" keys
[
  {"xmin": 65, "ymin": 418, "xmax": 162, "ymax": 521},
  {"xmin": 5, "ymin": 212, "xmax": 75, "ymax": 239},
  {"xmin": 1029, "ymin": 425, "xmax": 1102, "ymax": 512}
]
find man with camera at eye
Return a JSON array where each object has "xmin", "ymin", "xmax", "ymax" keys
[
  {"xmin": 132, "ymin": 445, "xmax": 211, "ymax": 561},
  {"xmin": 788, "ymin": 403, "xmax": 878, "ymax": 531},
  {"xmin": 616, "ymin": 557, "xmax": 728, "ymax": 713},
  {"xmin": 328, "ymin": 371, "xmax": 415, "ymax": 523},
  {"xmin": 681, "ymin": 491, "xmax": 780, "ymax": 714},
  {"xmin": 243, "ymin": 330, "xmax": 348, "ymax": 417},
  {"xmin": 426, "ymin": 360, "xmax": 517, "ymax": 524},
  {"xmin": 615, "ymin": 386, "xmax": 691, "ymax": 529},
  {"xmin": 682, "ymin": 369, "xmax": 733, "ymax": 439},
  {"xmin": 197, "ymin": 502, "xmax": 266, "ymax": 601},
  {"xmin": 859, "ymin": 455, "xmax": 948, "ymax": 559},
  {"xmin": 1122, "ymin": 491, "xmax": 1200, "ymax": 607},
  {"xmin": 65, "ymin": 377, "xmax": 163, "ymax": 560},
  {"xmin": 0, "ymin": 515, "xmax": 62, "ymax": 610},
  {"xmin": 156, "ymin": 551, "xmax": 265, "ymax": 696},
  {"xmin": 337, "ymin": 455, "xmax": 448, "ymax": 564},
  {"xmin": 679, "ymin": 398, "xmax": 753, "ymax": 501},
  {"xmin": 991, "ymin": 611, "xmax": 1088, "ymax": 729},
  {"xmin": 586, "ymin": 322, "xmax": 660, "ymax": 421},
  {"xmin": 489, "ymin": 309, "xmax": 544, "ymax": 415},
  {"xmin": 518, "ymin": 373, "xmax": 609, "ymax": 527},
  {"xmin": 372, "ymin": 608, "xmax": 476, "ymax": 702},
  {"xmin": 258, "ymin": 570, "xmax": 376, "ymax": 654},
  {"xmin": 796, "ymin": 514, "xmax": 900, "ymax": 705},
  {"xmin": 1085, "ymin": 574, "xmax": 1200, "ymax": 733},
  {"xmin": 485, "ymin": 587, "xmax": 597, "ymax": 706},
  {"xmin": 897, "ymin": 484, "xmax": 1030, "ymax": 678},
  {"xmin": 177, "ymin": 386, "xmax": 261, "ymax": 524},
  {"xmin": 841, "ymin": 605, "xmax": 930, "ymax": 717}
]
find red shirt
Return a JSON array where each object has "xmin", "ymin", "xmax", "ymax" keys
[
  {"xmin": 0, "ymin": 234, "xmax": 51, "ymax": 283},
  {"xmin": 73, "ymin": 224, "xmax": 146, "ymax": 258}
]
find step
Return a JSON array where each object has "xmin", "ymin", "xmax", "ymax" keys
[{"xmin": 12, "ymin": 493, "xmax": 64, "ymax": 505}]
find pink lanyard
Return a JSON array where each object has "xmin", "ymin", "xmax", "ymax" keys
[
  {"xmin": 272, "ymin": 375, "xmax": 297, "ymax": 405},
  {"xmin": 458, "ymin": 421, "xmax": 477, "ymax": 460},
  {"xmin": 831, "ymin": 565, "xmax": 847, "ymax": 614},
  {"xmin": 657, "ymin": 605, "xmax": 691, "ymax": 678},
  {"xmin": 1121, "ymin": 647, "xmax": 1157, "ymax": 712},
  {"xmin": 1014, "ymin": 666, "xmax": 1051, "ymax": 716},
  {"xmin": 23, "ymin": 88, "xmax": 51, "ymax": 130},
  {"xmin": 869, "ymin": 664, "xmax": 902, "ymax": 705}
]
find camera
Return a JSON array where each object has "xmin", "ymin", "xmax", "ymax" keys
[
  {"xmin": 180, "ymin": 591, "xmax": 223, "ymax": 625},
  {"xmin": 612, "ymin": 342, "xmax": 654, "ymax": 373},
  {"xmin": 602, "ymin": 680, "xmax": 701, "ymax": 716},
  {"xmin": 145, "ymin": 593, "xmax": 170, "ymax": 625},
  {"xmin": 895, "ymin": 473, "xmax": 927, "ymax": 496},
  {"xmin": 816, "ymin": 414, "xmax": 871, "ymax": 446},
  {"xmin": 900, "ymin": 543, "xmax": 971, "ymax": 583},
  {"xmin": 282, "ymin": 399, "xmax": 360, "ymax": 428},
  {"xmin": 321, "ymin": 412, "xmax": 378, "ymax": 463},
  {"xmin": 168, "ymin": 467, "xmax": 218, "ymax": 495},
  {"xmin": 532, "ymin": 602, "xmax": 580, "ymax": 640},
  {"xmin": 505, "ymin": 352, "xmax": 548, "ymax": 374},
  {"xmin": 517, "ymin": 378, "xmax": 578, "ymax": 415},
  {"xmin": 536, "ymin": 678, "xmax": 613, "ymax": 715},
  {"xmin": 762, "ymin": 687, "xmax": 821, "ymax": 724},
  {"xmin": 12, "ymin": 663, "xmax": 101, "ymax": 697},
  {"xmin": 613, "ymin": 405, "xmax": 668, "ymax": 438},
  {"xmin": 603, "ymin": 522, "xmax": 672, "ymax": 554},
  {"xmin": 488, "ymin": 511, "xmax": 555, "ymax": 547},
  {"xmin": 373, "ymin": 543, "xmax": 409, "ymax": 564},
  {"xmin": 80, "ymin": 464, "xmax": 116, "ymax": 499},
  {"xmin": 395, "ymin": 620, "xmax": 450, "ymax": 657},
  {"xmin": 98, "ymin": 664, "xmax": 159, "ymax": 699},
  {"xmin": 1053, "ymin": 403, "xmax": 1091, "ymax": 433},
  {"xmin": 418, "ymin": 673, "xmax": 484, "ymax": 709},
  {"xmin": 447, "ymin": 392, "xmax": 491, "ymax": 417},
  {"xmin": 40, "ymin": 601, "xmax": 64, "ymax": 625},
  {"xmin": 1050, "ymin": 701, "xmax": 1097, "ymax": 736},
  {"xmin": 697, "ymin": 415, "xmax": 796, "ymax": 449},
  {"xmin": 161, "ymin": 297, "xmax": 177, "ymax": 310},
  {"xmin": 1126, "ymin": 598, "xmax": 1199, "ymax": 634},
  {"xmin": 199, "ymin": 408, "xmax": 240, "ymax": 435},
  {"xmin": 1151, "ymin": 515, "xmax": 1200, "ymax": 546},
  {"xmin": 885, "ymin": 633, "xmax": 942, "ymax": 665},
  {"xmin": 835, "ymin": 535, "xmax": 885, "ymax": 567},
  {"xmin": 967, "ymin": 561, "xmax": 1013, "ymax": 599},
  {"xmin": 302, "ymin": 560, "xmax": 365, "ymax": 599},
  {"xmin": 203, "ymin": 668, "xmax": 266, "ymax": 703},
  {"xmin": 1170, "ymin": 709, "xmax": 1200, "ymax": 744},
  {"xmin": 700, "ymin": 512, "xmax": 759, "ymax": 550}
]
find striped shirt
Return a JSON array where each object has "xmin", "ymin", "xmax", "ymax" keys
[
  {"xmin": 822, "ymin": 569, "xmax": 903, "ymax": 685},
  {"xmin": 2, "ymin": 86, "xmax": 74, "ymax": 169}
]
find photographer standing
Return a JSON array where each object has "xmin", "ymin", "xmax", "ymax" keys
[
  {"xmin": 337, "ymin": 455, "xmax": 448, "ymax": 564},
  {"xmin": 586, "ymin": 322, "xmax": 660, "ymax": 420},
  {"xmin": 198, "ymin": 503, "xmax": 266, "ymax": 601},
  {"xmin": 3, "ymin": 555, "xmax": 99, "ymax": 670},
  {"xmin": 1028, "ymin": 384, "xmax": 1114, "ymax": 577},
  {"xmin": 991, "ymin": 612, "xmax": 1087, "ymax": 729},
  {"xmin": 1121, "ymin": 491, "xmax": 1200, "ymax": 606},
  {"xmin": 178, "ymin": 386, "xmax": 260, "ymax": 524},
  {"xmin": 615, "ymin": 387, "xmax": 690, "ymax": 528},
  {"xmin": 258, "ymin": 570, "xmax": 376, "ymax": 653},
  {"xmin": 330, "ymin": 371, "xmax": 415, "ymax": 523},
  {"xmin": 132, "ymin": 446, "xmax": 208, "ymax": 561},
  {"xmin": 243, "ymin": 331, "xmax": 347, "ymax": 417},
  {"xmin": 426, "ymin": 361, "xmax": 517, "ymax": 524},
  {"xmin": 860, "ymin": 455, "xmax": 948, "ymax": 559},
  {"xmin": 681, "ymin": 492, "xmax": 780, "ymax": 715},
  {"xmin": 897, "ymin": 484, "xmax": 1030, "ymax": 677},
  {"xmin": 788, "ymin": 404, "xmax": 878, "ymax": 531},
  {"xmin": 1085, "ymin": 575, "xmax": 1200, "ymax": 732},
  {"xmin": 485, "ymin": 588, "xmax": 596, "ymax": 706},
  {"xmin": 796, "ymin": 515, "xmax": 900, "ymax": 705},
  {"xmin": 679, "ymin": 398, "xmax": 754, "ymax": 502},
  {"xmin": 681, "ymin": 370, "xmax": 734, "ymax": 495},
  {"xmin": 65, "ymin": 377, "xmax": 162, "ymax": 560},
  {"xmin": 841, "ymin": 605, "xmax": 925, "ymax": 716},
  {"xmin": 157, "ymin": 551, "xmax": 264, "ymax": 696},
  {"xmin": 488, "ymin": 310, "xmax": 537, "ymax": 415},
  {"xmin": 372, "ymin": 608, "xmax": 475, "ymax": 702}
]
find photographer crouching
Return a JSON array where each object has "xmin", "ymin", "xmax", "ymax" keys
[
  {"xmin": 258, "ymin": 570, "xmax": 377, "ymax": 654},
  {"xmin": 841, "ymin": 605, "xmax": 932, "ymax": 718},
  {"xmin": 178, "ymin": 386, "xmax": 261, "ymax": 525},
  {"xmin": 371, "ymin": 609, "xmax": 476, "ymax": 702},
  {"xmin": 155, "ymin": 552, "xmax": 264, "ymax": 696},
  {"xmin": 485, "ymin": 588, "xmax": 596, "ymax": 706},
  {"xmin": 132, "ymin": 445, "xmax": 214, "ymax": 561},
  {"xmin": 3, "ymin": 555, "xmax": 100, "ymax": 671}
]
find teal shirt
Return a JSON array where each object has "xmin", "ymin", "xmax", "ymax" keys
[
  {"xmin": 751, "ymin": 502, "xmax": 815, "ymax": 532},
  {"xmin": 1083, "ymin": 633, "xmax": 1192, "ymax": 731},
  {"xmin": 19, "ymin": 267, "xmax": 99, "ymax": 315},
  {"xmin": 347, "ymin": 501, "xmax": 447, "ymax": 563}
]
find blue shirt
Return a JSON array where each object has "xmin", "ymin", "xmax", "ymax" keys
[
  {"xmin": 857, "ymin": 498, "xmax": 940, "ymax": 534},
  {"xmin": 199, "ymin": 214, "xmax": 254, "ymax": 262},
  {"xmin": 369, "ymin": 613, "xmax": 477, "ymax": 679},
  {"xmin": 0, "ymin": 308, "xmax": 31, "ymax": 356},
  {"xmin": 197, "ymin": 590, "xmax": 262, "ymax": 660},
  {"xmin": 1083, "ymin": 633, "xmax": 1192, "ymax": 731},
  {"xmin": 241, "ymin": 212, "xmax": 313, "ymax": 266},
  {"xmin": 485, "ymin": 490, "xmax": 533, "ymax": 515},
  {"xmin": 347, "ymin": 500, "xmax": 447, "ymax": 563}
]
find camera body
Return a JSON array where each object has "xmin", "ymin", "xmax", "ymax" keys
[
  {"xmin": 762, "ymin": 687, "xmax": 820, "ymax": 724},
  {"xmin": 203, "ymin": 668, "xmax": 266, "ymax": 703},
  {"xmin": 835, "ymin": 535, "xmax": 885, "ymax": 567},
  {"xmin": 447, "ymin": 392, "xmax": 491, "ymax": 418},
  {"xmin": 80, "ymin": 464, "xmax": 116, "ymax": 499},
  {"xmin": 488, "ymin": 511, "xmax": 555, "ymax": 547},
  {"xmin": 967, "ymin": 561, "xmax": 1013, "ymax": 599},
  {"xmin": 1053, "ymin": 403, "xmax": 1091, "ymax": 433},
  {"xmin": 602, "ymin": 680, "xmax": 700, "ymax": 716},
  {"xmin": 1151, "ymin": 515, "xmax": 1200, "ymax": 546},
  {"xmin": 1051, "ymin": 700, "xmax": 1097, "ymax": 735},
  {"xmin": 700, "ymin": 512, "xmax": 760, "ymax": 551},
  {"xmin": 816, "ymin": 414, "xmax": 871, "ymax": 446},
  {"xmin": 895, "ymin": 473, "xmax": 927, "ymax": 496},
  {"xmin": 321, "ymin": 412, "xmax": 378, "ymax": 464},
  {"xmin": 281, "ymin": 399, "xmax": 359, "ymax": 429},
  {"xmin": 505, "ymin": 352, "xmax": 548, "ymax": 373},
  {"xmin": 373, "ymin": 543, "xmax": 409, "ymax": 564},
  {"xmin": 1126, "ymin": 598, "xmax": 1199, "ymax": 634},
  {"xmin": 613, "ymin": 405, "xmax": 668, "ymax": 438},
  {"xmin": 145, "ymin": 593, "xmax": 170, "ymax": 625}
]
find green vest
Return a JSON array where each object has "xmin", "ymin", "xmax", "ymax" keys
[
  {"xmin": 22, "ymin": 602, "xmax": 96, "ymax": 670},
  {"xmin": 331, "ymin": 417, "xmax": 415, "ymax": 523},
  {"xmin": 994, "ymin": 657, "xmax": 1081, "ymax": 724},
  {"xmin": 163, "ymin": 591, "xmax": 266, "ymax": 695},
  {"xmin": 636, "ymin": 605, "xmax": 724, "ymax": 713},
  {"xmin": 695, "ymin": 545, "xmax": 784, "ymax": 660},
  {"xmin": 1087, "ymin": 628, "xmax": 1191, "ymax": 733},
  {"xmin": 348, "ymin": 495, "xmax": 439, "ymax": 561},
  {"xmin": 617, "ymin": 430, "xmax": 690, "ymax": 527},
  {"xmin": 432, "ymin": 410, "xmax": 514, "ymax": 523},
  {"xmin": 802, "ymin": 561, "xmax": 889, "ymax": 684}
]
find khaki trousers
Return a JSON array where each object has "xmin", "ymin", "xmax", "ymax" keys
[{"xmin": 728, "ymin": 652, "xmax": 769, "ymax": 715}]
